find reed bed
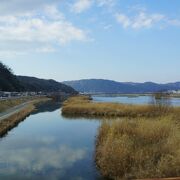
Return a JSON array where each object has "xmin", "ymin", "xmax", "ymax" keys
[
  {"xmin": 62, "ymin": 95, "xmax": 178, "ymax": 118},
  {"xmin": 96, "ymin": 117, "xmax": 180, "ymax": 179},
  {"xmin": 62, "ymin": 96, "xmax": 180, "ymax": 179}
]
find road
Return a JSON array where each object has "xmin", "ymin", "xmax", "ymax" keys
[{"xmin": 0, "ymin": 102, "xmax": 32, "ymax": 121}]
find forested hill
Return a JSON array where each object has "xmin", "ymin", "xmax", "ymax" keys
[
  {"xmin": 0, "ymin": 62, "xmax": 23, "ymax": 91},
  {"xmin": 63, "ymin": 79, "xmax": 180, "ymax": 94},
  {"xmin": 0, "ymin": 62, "xmax": 77, "ymax": 94},
  {"xmin": 17, "ymin": 76, "xmax": 77, "ymax": 94}
]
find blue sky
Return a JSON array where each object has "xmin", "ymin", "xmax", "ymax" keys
[{"xmin": 0, "ymin": 0, "xmax": 180, "ymax": 83}]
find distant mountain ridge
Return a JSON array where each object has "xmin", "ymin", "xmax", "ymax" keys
[{"xmin": 63, "ymin": 79, "xmax": 180, "ymax": 94}]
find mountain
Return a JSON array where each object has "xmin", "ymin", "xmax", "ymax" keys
[
  {"xmin": 63, "ymin": 79, "xmax": 180, "ymax": 94},
  {"xmin": 18, "ymin": 76, "xmax": 77, "ymax": 94},
  {"xmin": 0, "ymin": 62, "xmax": 23, "ymax": 91},
  {"xmin": 0, "ymin": 61, "xmax": 77, "ymax": 94}
]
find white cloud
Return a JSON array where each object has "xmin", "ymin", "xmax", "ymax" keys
[
  {"xmin": 71, "ymin": 0, "xmax": 116, "ymax": 13},
  {"xmin": 36, "ymin": 46, "xmax": 56, "ymax": 53},
  {"xmin": 71, "ymin": 0, "xmax": 93, "ymax": 13},
  {"xmin": 0, "ymin": 7, "xmax": 87, "ymax": 44},
  {"xmin": 116, "ymin": 14, "xmax": 131, "ymax": 28},
  {"xmin": 0, "ymin": 0, "xmax": 59, "ymax": 15},
  {"xmin": 167, "ymin": 19, "xmax": 180, "ymax": 27},
  {"xmin": 116, "ymin": 11, "xmax": 165, "ymax": 29},
  {"xmin": 0, "ymin": 145, "xmax": 86, "ymax": 176},
  {"xmin": 97, "ymin": 0, "xmax": 115, "ymax": 7},
  {"xmin": 103, "ymin": 24, "xmax": 112, "ymax": 30},
  {"xmin": 0, "ymin": 5, "xmax": 88, "ymax": 56}
]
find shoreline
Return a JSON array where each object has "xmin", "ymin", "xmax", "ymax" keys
[
  {"xmin": 61, "ymin": 95, "xmax": 179, "ymax": 118},
  {"xmin": 0, "ymin": 98, "xmax": 50, "ymax": 137}
]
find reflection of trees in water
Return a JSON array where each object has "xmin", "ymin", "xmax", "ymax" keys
[{"xmin": 32, "ymin": 101, "xmax": 62, "ymax": 115}]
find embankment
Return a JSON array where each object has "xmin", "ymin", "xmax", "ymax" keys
[
  {"xmin": 0, "ymin": 97, "xmax": 45, "ymax": 113},
  {"xmin": 0, "ymin": 98, "xmax": 50, "ymax": 136}
]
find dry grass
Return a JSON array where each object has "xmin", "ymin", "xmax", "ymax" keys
[
  {"xmin": 0, "ymin": 104, "xmax": 35, "ymax": 136},
  {"xmin": 62, "ymin": 96, "xmax": 180, "ymax": 179},
  {"xmin": 0, "ymin": 97, "xmax": 50, "ymax": 136},
  {"xmin": 95, "ymin": 117, "xmax": 180, "ymax": 179},
  {"xmin": 0, "ymin": 97, "xmax": 45, "ymax": 113},
  {"xmin": 62, "ymin": 95, "xmax": 178, "ymax": 118}
]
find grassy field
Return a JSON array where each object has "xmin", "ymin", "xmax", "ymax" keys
[{"xmin": 62, "ymin": 95, "xmax": 180, "ymax": 179}]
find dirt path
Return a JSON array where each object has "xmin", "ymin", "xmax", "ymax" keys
[{"xmin": 0, "ymin": 102, "xmax": 32, "ymax": 121}]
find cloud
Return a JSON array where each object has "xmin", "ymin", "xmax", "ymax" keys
[
  {"xmin": 71, "ymin": 0, "xmax": 116, "ymax": 13},
  {"xmin": 36, "ymin": 46, "xmax": 56, "ymax": 53},
  {"xmin": 0, "ymin": 145, "xmax": 86, "ymax": 177},
  {"xmin": 97, "ymin": 0, "xmax": 115, "ymax": 7},
  {"xmin": 0, "ymin": 0, "xmax": 59, "ymax": 15},
  {"xmin": 103, "ymin": 24, "xmax": 113, "ymax": 30},
  {"xmin": 0, "ymin": 6, "xmax": 87, "ymax": 44},
  {"xmin": 116, "ymin": 11, "xmax": 165, "ymax": 29},
  {"xmin": 167, "ymin": 19, "xmax": 180, "ymax": 27},
  {"xmin": 71, "ymin": 0, "xmax": 93, "ymax": 13},
  {"xmin": 0, "ymin": 5, "xmax": 88, "ymax": 56}
]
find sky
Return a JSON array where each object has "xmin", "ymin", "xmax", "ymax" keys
[{"xmin": 0, "ymin": 0, "xmax": 180, "ymax": 83}]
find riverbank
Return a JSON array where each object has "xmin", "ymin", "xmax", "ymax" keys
[
  {"xmin": 62, "ymin": 95, "xmax": 180, "ymax": 179},
  {"xmin": 0, "ymin": 96, "xmax": 46, "ymax": 113},
  {"xmin": 62, "ymin": 95, "xmax": 180, "ymax": 118},
  {"xmin": 0, "ymin": 97, "xmax": 50, "ymax": 136}
]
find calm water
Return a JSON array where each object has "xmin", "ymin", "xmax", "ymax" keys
[
  {"xmin": 93, "ymin": 95, "xmax": 180, "ymax": 106},
  {"xmin": 0, "ymin": 102, "xmax": 102, "ymax": 180}
]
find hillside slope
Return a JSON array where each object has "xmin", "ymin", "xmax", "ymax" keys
[
  {"xmin": 18, "ymin": 76, "xmax": 78, "ymax": 94},
  {"xmin": 0, "ymin": 61, "xmax": 77, "ymax": 94},
  {"xmin": 0, "ymin": 62, "xmax": 23, "ymax": 91},
  {"xmin": 63, "ymin": 79, "xmax": 180, "ymax": 93}
]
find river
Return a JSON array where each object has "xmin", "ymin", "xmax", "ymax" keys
[
  {"xmin": 0, "ymin": 102, "xmax": 102, "ymax": 180},
  {"xmin": 0, "ymin": 95, "xmax": 179, "ymax": 179}
]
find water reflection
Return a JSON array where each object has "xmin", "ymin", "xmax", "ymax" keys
[
  {"xmin": 32, "ymin": 101, "xmax": 61, "ymax": 115},
  {"xmin": 0, "ymin": 103, "xmax": 102, "ymax": 180},
  {"xmin": 0, "ymin": 144, "xmax": 86, "ymax": 179}
]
